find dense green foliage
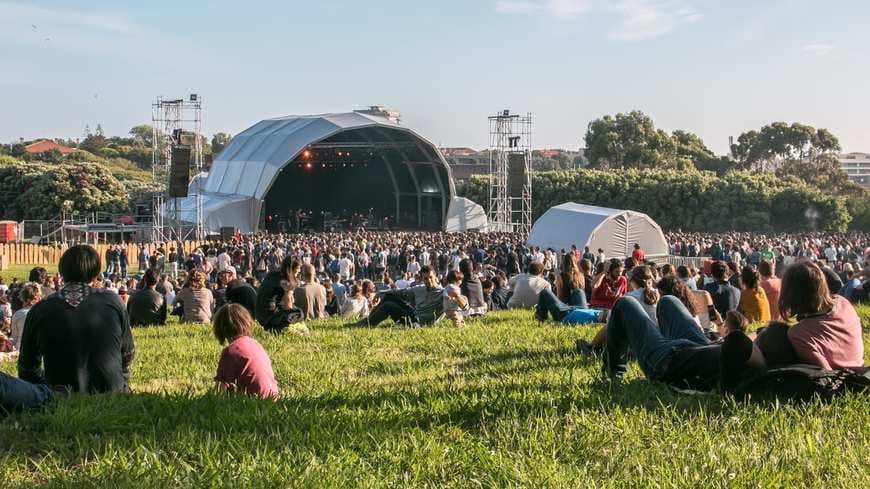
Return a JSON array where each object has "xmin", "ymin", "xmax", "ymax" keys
[
  {"xmin": 0, "ymin": 160, "xmax": 130, "ymax": 220},
  {"xmin": 1, "ymin": 308, "xmax": 868, "ymax": 487},
  {"xmin": 457, "ymin": 169, "xmax": 856, "ymax": 232}
]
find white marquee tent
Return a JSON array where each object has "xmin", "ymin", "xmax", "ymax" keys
[
  {"xmin": 528, "ymin": 203, "xmax": 668, "ymax": 260},
  {"xmin": 444, "ymin": 197, "xmax": 488, "ymax": 232}
]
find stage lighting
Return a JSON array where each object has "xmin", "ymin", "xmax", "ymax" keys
[
  {"xmin": 305, "ymin": 162, "xmax": 312, "ymax": 169},
  {"xmin": 303, "ymin": 149, "xmax": 311, "ymax": 158}
]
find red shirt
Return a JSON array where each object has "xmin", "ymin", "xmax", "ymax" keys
[
  {"xmin": 215, "ymin": 336, "xmax": 279, "ymax": 399},
  {"xmin": 759, "ymin": 277, "xmax": 782, "ymax": 321},
  {"xmin": 590, "ymin": 276, "xmax": 628, "ymax": 309},
  {"xmin": 787, "ymin": 296, "xmax": 864, "ymax": 370},
  {"xmin": 632, "ymin": 248, "xmax": 645, "ymax": 263}
]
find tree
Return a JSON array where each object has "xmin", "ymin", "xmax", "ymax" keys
[
  {"xmin": 730, "ymin": 122, "xmax": 841, "ymax": 171},
  {"xmin": 211, "ymin": 132, "xmax": 232, "ymax": 156},
  {"xmin": 584, "ymin": 111, "xmax": 678, "ymax": 169},
  {"xmin": 775, "ymin": 153, "xmax": 851, "ymax": 193},
  {"xmin": 129, "ymin": 125, "xmax": 153, "ymax": 148}
]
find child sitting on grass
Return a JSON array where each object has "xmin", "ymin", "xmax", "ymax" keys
[
  {"xmin": 213, "ymin": 304, "xmax": 279, "ymax": 399},
  {"xmin": 442, "ymin": 270, "xmax": 469, "ymax": 327}
]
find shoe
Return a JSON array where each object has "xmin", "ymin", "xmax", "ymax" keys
[{"xmin": 575, "ymin": 339, "xmax": 601, "ymax": 357}]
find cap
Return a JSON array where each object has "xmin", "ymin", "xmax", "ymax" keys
[{"xmin": 221, "ymin": 266, "xmax": 237, "ymax": 275}]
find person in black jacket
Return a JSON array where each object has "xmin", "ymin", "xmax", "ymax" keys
[
  {"xmin": 255, "ymin": 256, "xmax": 303, "ymax": 333},
  {"xmin": 127, "ymin": 268, "xmax": 167, "ymax": 327},
  {"xmin": 458, "ymin": 258, "xmax": 486, "ymax": 315},
  {"xmin": 18, "ymin": 245, "xmax": 135, "ymax": 394},
  {"xmin": 225, "ymin": 268, "xmax": 258, "ymax": 318}
]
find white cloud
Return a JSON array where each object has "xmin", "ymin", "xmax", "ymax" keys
[
  {"xmin": 610, "ymin": 0, "xmax": 702, "ymax": 41},
  {"xmin": 801, "ymin": 42, "xmax": 833, "ymax": 57},
  {"xmin": 493, "ymin": 0, "xmax": 700, "ymax": 40},
  {"xmin": 547, "ymin": 0, "xmax": 591, "ymax": 18},
  {"xmin": 496, "ymin": 1, "xmax": 540, "ymax": 14}
]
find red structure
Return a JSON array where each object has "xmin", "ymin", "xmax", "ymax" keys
[{"xmin": 24, "ymin": 140, "xmax": 76, "ymax": 156}]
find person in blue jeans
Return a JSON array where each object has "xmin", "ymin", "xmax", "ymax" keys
[
  {"xmin": 0, "ymin": 373, "xmax": 55, "ymax": 413},
  {"xmin": 603, "ymin": 295, "xmax": 722, "ymax": 391},
  {"xmin": 535, "ymin": 288, "xmax": 604, "ymax": 325}
]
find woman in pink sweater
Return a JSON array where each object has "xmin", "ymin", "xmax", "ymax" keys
[
  {"xmin": 213, "ymin": 304, "xmax": 279, "ymax": 399},
  {"xmin": 779, "ymin": 262, "xmax": 864, "ymax": 371}
]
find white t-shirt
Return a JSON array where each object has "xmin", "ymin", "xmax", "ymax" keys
[
  {"xmin": 338, "ymin": 258, "xmax": 354, "ymax": 280},
  {"xmin": 217, "ymin": 252, "xmax": 232, "ymax": 271},
  {"xmin": 407, "ymin": 261, "xmax": 421, "ymax": 275},
  {"xmin": 10, "ymin": 307, "xmax": 30, "ymax": 350}
]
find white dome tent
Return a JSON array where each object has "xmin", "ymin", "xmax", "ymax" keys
[
  {"xmin": 444, "ymin": 196, "xmax": 488, "ymax": 232},
  {"xmin": 528, "ymin": 203, "xmax": 668, "ymax": 261}
]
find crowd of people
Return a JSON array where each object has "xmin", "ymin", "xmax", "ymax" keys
[{"xmin": 1, "ymin": 229, "xmax": 868, "ymax": 412}]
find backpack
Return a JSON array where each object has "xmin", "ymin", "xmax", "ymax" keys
[{"xmin": 732, "ymin": 364, "xmax": 870, "ymax": 403}]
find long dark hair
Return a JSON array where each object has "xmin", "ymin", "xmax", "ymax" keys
[
  {"xmin": 629, "ymin": 265, "xmax": 659, "ymax": 306},
  {"xmin": 656, "ymin": 276, "xmax": 697, "ymax": 316},
  {"xmin": 779, "ymin": 262, "xmax": 834, "ymax": 320},
  {"xmin": 559, "ymin": 253, "xmax": 584, "ymax": 300}
]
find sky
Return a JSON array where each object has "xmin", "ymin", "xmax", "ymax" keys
[{"xmin": 0, "ymin": 0, "xmax": 868, "ymax": 154}]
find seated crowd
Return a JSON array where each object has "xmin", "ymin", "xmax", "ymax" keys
[{"xmin": 0, "ymin": 230, "xmax": 868, "ymax": 412}]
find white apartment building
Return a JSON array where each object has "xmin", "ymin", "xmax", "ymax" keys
[{"xmin": 839, "ymin": 152, "xmax": 870, "ymax": 186}]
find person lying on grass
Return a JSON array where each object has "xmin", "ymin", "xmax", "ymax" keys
[
  {"xmin": 213, "ymin": 303, "xmax": 279, "ymax": 400},
  {"xmin": 353, "ymin": 266, "xmax": 443, "ymax": 327}
]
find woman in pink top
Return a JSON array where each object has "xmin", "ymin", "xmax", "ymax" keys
[
  {"xmin": 779, "ymin": 262, "xmax": 864, "ymax": 371},
  {"xmin": 213, "ymin": 304, "xmax": 279, "ymax": 399}
]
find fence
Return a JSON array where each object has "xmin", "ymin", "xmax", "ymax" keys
[{"xmin": 0, "ymin": 241, "xmax": 208, "ymax": 269}]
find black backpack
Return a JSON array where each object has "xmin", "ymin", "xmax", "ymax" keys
[{"xmin": 733, "ymin": 364, "xmax": 870, "ymax": 403}]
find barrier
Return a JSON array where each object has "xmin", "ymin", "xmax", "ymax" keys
[{"xmin": 0, "ymin": 241, "xmax": 208, "ymax": 270}]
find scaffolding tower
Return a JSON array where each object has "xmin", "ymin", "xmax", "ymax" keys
[
  {"xmin": 151, "ymin": 95, "xmax": 204, "ymax": 242},
  {"xmin": 488, "ymin": 110, "xmax": 532, "ymax": 234}
]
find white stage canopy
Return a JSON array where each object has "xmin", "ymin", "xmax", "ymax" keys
[
  {"xmin": 528, "ymin": 203, "xmax": 668, "ymax": 260},
  {"xmin": 444, "ymin": 196, "xmax": 488, "ymax": 232}
]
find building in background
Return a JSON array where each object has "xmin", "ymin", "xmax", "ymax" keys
[
  {"xmin": 839, "ymin": 152, "xmax": 870, "ymax": 186},
  {"xmin": 23, "ymin": 140, "xmax": 75, "ymax": 156}
]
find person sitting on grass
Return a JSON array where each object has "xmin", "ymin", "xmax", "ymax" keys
[
  {"xmin": 555, "ymin": 253, "xmax": 587, "ymax": 307},
  {"xmin": 126, "ymin": 268, "xmax": 167, "ymax": 327},
  {"xmin": 535, "ymin": 286, "xmax": 604, "ymax": 326},
  {"xmin": 339, "ymin": 283, "xmax": 369, "ymax": 319},
  {"xmin": 18, "ymin": 244, "xmax": 135, "ymax": 394},
  {"xmin": 507, "ymin": 261, "xmax": 551, "ymax": 309},
  {"xmin": 738, "ymin": 266, "xmax": 770, "ymax": 324},
  {"xmin": 256, "ymin": 256, "xmax": 305, "ymax": 333},
  {"xmin": 589, "ymin": 259, "xmax": 627, "ymax": 310},
  {"xmin": 10, "ymin": 283, "xmax": 41, "ymax": 350},
  {"xmin": 354, "ymin": 266, "xmax": 443, "ymax": 327},
  {"xmin": 704, "ymin": 261, "xmax": 741, "ymax": 320},
  {"xmin": 176, "ymin": 270, "xmax": 215, "ymax": 324},
  {"xmin": 780, "ymin": 262, "xmax": 864, "ymax": 371},
  {"xmin": 443, "ymin": 270, "xmax": 469, "ymax": 327},
  {"xmin": 213, "ymin": 304, "xmax": 279, "ymax": 400}
]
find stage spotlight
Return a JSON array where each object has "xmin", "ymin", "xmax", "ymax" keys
[
  {"xmin": 302, "ymin": 149, "xmax": 311, "ymax": 158},
  {"xmin": 305, "ymin": 162, "xmax": 312, "ymax": 169}
]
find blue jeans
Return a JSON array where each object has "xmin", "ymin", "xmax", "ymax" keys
[
  {"xmin": 0, "ymin": 373, "xmax": 54, "ymax": 412},
  {"xmin": 604, "ymin": 296, "xmax": 709, "ymax": 380},
  {"xmin": 535, "ymin": 288, "xmax": 588, "ymax": 322}
]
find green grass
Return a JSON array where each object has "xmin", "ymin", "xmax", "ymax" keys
[
  {"xmin": 1, "ymin": 306, "xmax": 869, "ymax": 488},
  {"xmin": 0, "ymin": 264, "xmax": 58, "ymax": 284}
]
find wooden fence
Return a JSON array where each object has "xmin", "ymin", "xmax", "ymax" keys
[{"xmin": 0, "ymin": 241, "xmax": 207, "ymax": 269}]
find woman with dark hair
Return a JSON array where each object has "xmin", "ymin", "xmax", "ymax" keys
[
  {"xmin": 17, "ymin": 244, "xmax": 135, "ymax": 393},
  {"xmin": 255, "ymin": 255, "xmax": 304, "ymax": 333},
  {"xmin": 780, "ymin": 262, "xmax": 863, "ymax": 370},
  {"xmin": 589, "ymin": 259, "xmax": 627, "ymax": 310},
  {"xmin": 555, "ymin": 253, "xmax": 586, "ymax": 307},
  {"xmin": 624, "ymin": 265, "xmax": 660, "ymax": 325},
  {"xmin": 737, "ymin": 267, "xmax": 770, "ymax": 323},
  {"xmin": 458, "ymin": 258, "xmax": 487, "ymax": 315}
]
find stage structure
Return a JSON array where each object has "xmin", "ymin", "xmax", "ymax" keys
[
  {"xmin": 170, "ymin": 110, "xmax": 484, "ymax": 233},
  {"xmin": 151, "ymin": 94, "xmax": 204, "ymax": 241},
  {"xmin": 488, "ymin": 110, "xmax": 532, "ymax": 234}
]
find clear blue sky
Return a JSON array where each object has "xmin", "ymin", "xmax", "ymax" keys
[{"xmin": 1, "ymin": 0, "xmax": 868, "ymax": 154}]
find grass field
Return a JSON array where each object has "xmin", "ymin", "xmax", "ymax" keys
[
  {"xmin": 0, "ymin": 264, "xmax": 58, "ymax": 284},
  {"xmin": 1, "ymin": 305, "xmax": 869, "ymax": 488}
]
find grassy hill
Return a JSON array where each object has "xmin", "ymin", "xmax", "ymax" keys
[{"xmin": 1, "ymin": 307, "xmax": 869, "ymax": 488}]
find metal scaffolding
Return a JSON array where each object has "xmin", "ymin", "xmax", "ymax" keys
[
  {"xmin": 487, "ymin": 110, "xmax": 532, "ymax": 234},
  {"xmin": 151, "ymin": 95, "xmax": 204, "ymax": 241}
]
